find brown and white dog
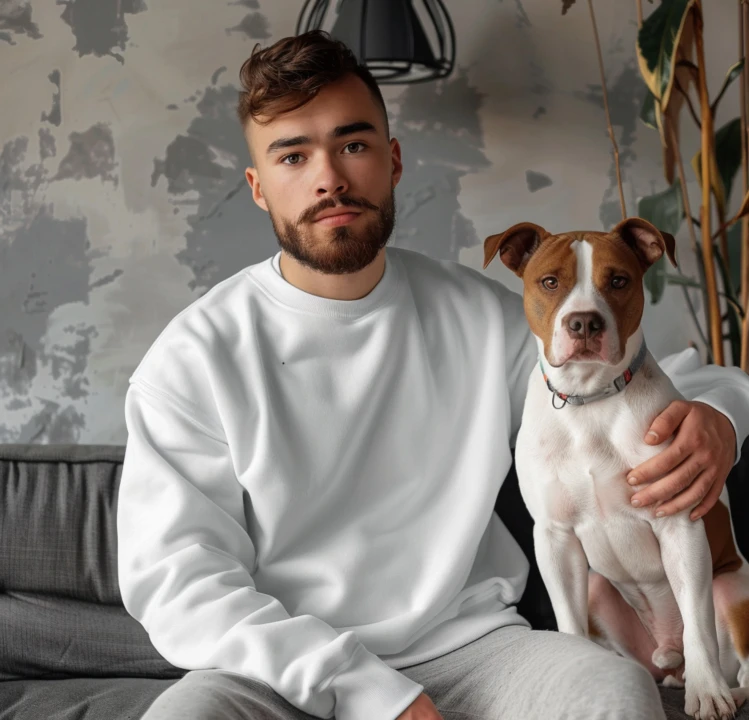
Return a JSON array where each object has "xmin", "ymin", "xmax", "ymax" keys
[{"xmin": 483, "ymin": 217, "xmax": 749, "ymax": 719}]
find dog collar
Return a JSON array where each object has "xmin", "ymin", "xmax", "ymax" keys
[{"xmin": 538, "ymin": 339, "xmax": 648, "ymax": 409}]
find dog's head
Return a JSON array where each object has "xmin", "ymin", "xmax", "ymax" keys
[{"xmin": 483, "ymin": 217, "xmax": 677, "ymax": 368}]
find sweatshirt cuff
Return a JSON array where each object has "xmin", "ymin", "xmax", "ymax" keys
[
  {"xmin": 323, "ymin": 643, "xmax": 424, "ymax": 720},
  {"xmin": 692, "ymin": 386, "xmax": 747, "ymax": 467}
]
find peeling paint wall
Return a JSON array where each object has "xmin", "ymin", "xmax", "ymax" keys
[{"xmin": 0, "ymin": 0, "xmax": 742, "ymax": 444}]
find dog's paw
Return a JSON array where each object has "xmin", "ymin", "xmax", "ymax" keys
[
  {"xmin": 662, "ymin": 674, "xmax": 685, "ymax": 689},
  {"xmin": 684, "ymin": 679, "xmax": 737, "ymax": 720}
]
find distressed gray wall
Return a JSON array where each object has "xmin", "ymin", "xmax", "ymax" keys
[{"xmin": 0, "ymin": 0, "xmax": 743, "ymax": 444}]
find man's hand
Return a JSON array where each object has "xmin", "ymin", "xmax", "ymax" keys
[
  {"xmin": 626, "ymin": 400, "xmax": 736, "ymax": 521},
  {"xmin": 396, "ymin": 693, "xmax": 444, "ymax": 720}
]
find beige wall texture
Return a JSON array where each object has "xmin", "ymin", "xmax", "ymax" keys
[{"xmin": 0, "ymin": 0, "xmax": 743, "ymax": 443}]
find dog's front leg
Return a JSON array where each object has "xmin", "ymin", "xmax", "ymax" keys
[
  {"xmin": 652, "ymin": 516, "xmax": 737, "ymax": 719},
  {"xmin": 534, "ymin": 522, "xmax": 589, "ymax": 637}
]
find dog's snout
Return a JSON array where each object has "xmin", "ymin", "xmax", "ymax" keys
[{"xmin": 566, "ymin": 311, "xmax": 605, "ymax": 339}]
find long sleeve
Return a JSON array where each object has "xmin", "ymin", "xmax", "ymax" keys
[
  {"xmin": 493, "ymin": 282, "xmax": 538, "ymax": 449},
  {"xmin": 658, "ymin": 347, "xmax": 749, "ymax": 466},
  {"xmin": 116, "ymin": 380, "xmax": 424, "ymax": 720}
]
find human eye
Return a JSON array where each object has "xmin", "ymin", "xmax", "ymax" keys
[
  {"xmin": 280, "ymin": 153, "xmax": 304, "ymax": 165},
  {"xmin": 343, "ymin": 142, "xmax": 366, "ymax": 154}
]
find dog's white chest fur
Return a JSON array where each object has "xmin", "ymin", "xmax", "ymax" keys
[{"xmin": 516, "ymin": 353, "xmax": 682, "ymax": 588}]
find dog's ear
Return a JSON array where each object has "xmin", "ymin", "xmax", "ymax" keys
[
  {"xmin": 612, "ymin": 217, "xmax": 678, "ymax": 270},
  {"xmin": 483, "ymin": 222, "xmax": 550, "ymax": 277}
]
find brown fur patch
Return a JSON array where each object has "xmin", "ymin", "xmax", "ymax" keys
[
  {"xmin": 591, "ymin": 236, "xmax": 645, "ymax": 359},
  {"xmin": 703, "ymin": 499, "xmax": 742, "ymax": 577},
  {"xmin": 727, "ymin": 598, "xmax": 749, "ymax": 659},
  {"xmin": 521, "ymin": 234, "xmax": 579, "ymax": 364},
  {"xmin": 519, "ymin": 230, "xmax": 649, "ymax": 363}
]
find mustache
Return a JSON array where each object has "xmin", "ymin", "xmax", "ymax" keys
[{"xmin": 299, "ymin": 195, "xmax": 379, "ymax": 224}]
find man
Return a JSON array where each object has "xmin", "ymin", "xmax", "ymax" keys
[{"xmin": 118, "ymin": 30, "xmax": 749, "ymax": 720}]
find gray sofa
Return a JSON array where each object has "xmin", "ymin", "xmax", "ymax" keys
[{"xmin": 0, "ymin": 442, "xmax": 747, "ymax": 720}]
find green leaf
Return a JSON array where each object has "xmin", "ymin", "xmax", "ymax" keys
[
  {"xmin": 640, "ymin": 89, "xmax": 658, "ymax": 130},
  {"xmin": 736, "ymin": 188, "xmax": 749, "ymax": 221},
  {"xmin": 711, "ymin": 60, "xmax": 745, "ymax": 114},
  {"xmin": 713, "ymin": 247, "xmax": 742, "ymax": 363},
  {"xmin": 637, "ymin": 181, "xmax": 685, "ymax": 305},
  {"xmin": 691, "ymin": 118, "xmax": 741, "ymax": 216},
  {"xmin": 644, "ymin": 255, "xmax": 668, "ymax": 304},
  {"xmin": 715, "ymin": 118, "xmax": 742, "ymax": 208},
  {"xmin": 724, "ymin": 311, "xmax": 743, "ymax": 354},
  {"xmin": 636, "ymin": 0, "xmax": 696, "ymax": 105},
  {"xmin": 637, "ymin": 180, "xmax": 685, "ymax": 236},
  {"xmin": 727, "ymin": 221, "xmax": 743, "ymax": 295},
  {"xmin": 691, "ymin": 150, "xmax": 727, "ymax": 219}
]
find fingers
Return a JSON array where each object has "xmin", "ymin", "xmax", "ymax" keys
[
  {"xmin": 688, "ymin": 471, "xmax": 722, "ymax": 521},
  {"xmin": 628, "ymin": 439, "xmax": 690, "ymax": 486},
  {"xmin": 630, "ymin": 453, "xmax": 708, "ymax": 509},
  {"xmin": 644, "ymin": 400, "xmax": 691, "ymax": 445},
  {"xmin": 635, "ymin": 467, "xmax": 714, "ymax": 518}
]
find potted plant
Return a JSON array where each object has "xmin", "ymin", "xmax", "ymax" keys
[{"xmin": 564, "ymin": 0, "xmax": 749, "ymax": 368}]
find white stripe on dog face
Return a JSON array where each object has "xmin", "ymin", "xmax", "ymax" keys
[{"xmin": 550, "ymin": 239, "xmax": 618, "ymax": 365}]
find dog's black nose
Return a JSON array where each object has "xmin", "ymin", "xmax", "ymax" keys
[{"xmin": 566, "ymin": 311, "xmax": 605, "ymax": 339}]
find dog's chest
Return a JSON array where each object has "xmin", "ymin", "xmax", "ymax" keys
[
  {"xmin": 537, "ymin": 405, "xmax": 646, "ymax": 521},
  {"xmin": 516, "ymin": 364, "xmax": 681, "ymax": 582},
  {"xmin": 519, "ymin": 360, "xmax": 676, "ymax": 515}
]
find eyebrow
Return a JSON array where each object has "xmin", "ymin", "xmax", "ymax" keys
[{"xmin": 265, "ymin": 121, "xmax": 377, "ymax": 155}]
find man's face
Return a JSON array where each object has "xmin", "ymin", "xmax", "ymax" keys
[{"xmin": 244, "ymin": 73, "xmax": 403, "ymax": 275}]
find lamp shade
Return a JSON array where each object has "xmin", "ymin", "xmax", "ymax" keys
[{"xmin": 296, "ymin": 0, "xmax": 456, "ymax": 84}]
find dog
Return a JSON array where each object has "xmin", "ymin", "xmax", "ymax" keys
[{"xmin": 483, "ymin": 217, "xmax": 749, "ymax": 719}]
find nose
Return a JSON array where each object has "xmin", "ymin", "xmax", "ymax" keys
[
  {"xmin": 315, "ymin": 155, "xmax": 349, "ymax": 197},
  {"xmin": 566, "ymin": 311, "xmax": 605, "ymax": 339}
]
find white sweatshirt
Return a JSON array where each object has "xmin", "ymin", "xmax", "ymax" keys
[{"xmin": 117, "ymin": 245, "xmax": 749, "ymax": 720}]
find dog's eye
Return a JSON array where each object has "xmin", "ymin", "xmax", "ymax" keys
[
  {"xmin": 611, "ymin": 276, "xmax": 628, "ymax": 289},
  {"xmin": 542, "ymin": 277, "xmax": 558, "ymax": 290}
]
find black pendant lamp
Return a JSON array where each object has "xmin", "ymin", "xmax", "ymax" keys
[{"xmin": 296, "ymin": 0, "xmax": 456, "ymax": 84}]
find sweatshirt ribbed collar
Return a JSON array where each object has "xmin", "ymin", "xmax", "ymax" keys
[{"xmin": 246, "ymin": 247, "xmax": 402, "ymax": 320}]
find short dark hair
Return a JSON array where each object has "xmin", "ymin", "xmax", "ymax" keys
[{"xmin": 236, "ymin": 30, "xmax": 390, "ymax": 142}]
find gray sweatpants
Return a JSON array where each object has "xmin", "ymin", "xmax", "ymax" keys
[{"xmin": 140, "ymin": 625, "xmax": 673, "ymax": 719}]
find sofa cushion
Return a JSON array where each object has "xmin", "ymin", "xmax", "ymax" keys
[
  {"xmin": 0, "ymin": 444, "xmax": 125, "ymax": 604},
  {"xmin": 0, "ymin": 591, "xmax": 186, "ymax": 681}
]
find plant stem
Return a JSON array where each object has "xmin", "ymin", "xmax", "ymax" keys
[
  {"xmin": 712, "ymin": 215, "xmax": 741, "ymax": 241},
  {"xmin": 694, "ymin": 2, "xmax": 724, "ymax": 364},
  {"xmin": 588, "ymin": 0, "xmax": 627, "ymax": 220},
  {"xmin": 634, "ymin": 0, "xmax": 707, "ymax": 359},
  {"xmin": 715, "ymin": 248, "xmax": 743, "ymax": 362},
  {"xmin": 667, "ymin": 273, "xmax": 745, "ymax": 318},
  {"xmin": 674, "ymin": 77, "xmax": 702, "ymax": 129},
  {"xmin": 741, "ymin": 0, "xmax": 749, "ymax": 370},
  {"xmin": 668, "ymin": 119, "xmax": 714, "ymax": 362},
  {"xmin": 714, "ymin": 250, "xmax": 745, "ymax": 319}
]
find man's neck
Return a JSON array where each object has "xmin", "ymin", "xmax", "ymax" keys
[{"xmin": 278, "ymin": 249, "xmax": 387, "ymax": 301}]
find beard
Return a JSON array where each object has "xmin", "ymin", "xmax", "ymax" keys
[{"xmin": 268, "ymin": 189, "xmax": 396, "ymax": 275}]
